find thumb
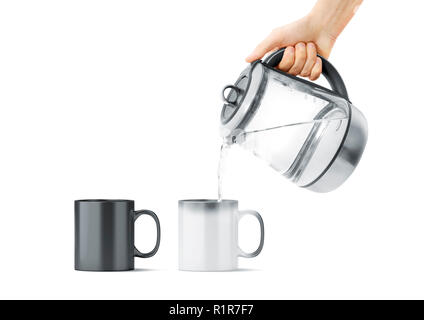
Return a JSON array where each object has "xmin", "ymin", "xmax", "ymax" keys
[{"xmin": 246, "ymin": 29, "xmax": 287, "ymax": 62}]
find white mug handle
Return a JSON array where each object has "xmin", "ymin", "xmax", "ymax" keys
[{"xmin": 237, "ymin": 210, "xmax": 265, "ymax": 258}]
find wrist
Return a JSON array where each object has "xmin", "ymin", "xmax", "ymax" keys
[
  {"xmin": 303, "ymin": 12, "xmax": 336, "ymax": 58},
  {"xmin": 308, "ymin": 0, "xmax": 363, "ymax": 42},
  {"xmin": 306, "ymin": 7, "xmax": 337, "ymax": 42}
]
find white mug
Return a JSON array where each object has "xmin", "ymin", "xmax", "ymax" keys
[{"xmin": 178, "ymin": 199, "xmax": 265, "ymax": 271}]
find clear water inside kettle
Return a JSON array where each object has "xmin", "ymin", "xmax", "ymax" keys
[{"xmin": 221, "ymin": 62, "xmax": 351, "ymax": 188}]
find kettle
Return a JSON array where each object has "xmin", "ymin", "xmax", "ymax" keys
[{"xmin": 220, "ymin": 48, "xmax": 367, "ymax": 193}]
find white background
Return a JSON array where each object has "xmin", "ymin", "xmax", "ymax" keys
[{"xmin": 0, "ymin": 0, "xmax": 423, "ymax": 299}]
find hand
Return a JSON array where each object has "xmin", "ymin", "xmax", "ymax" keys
[
  {"xmin": 245, "ymin": 0, "xmax": 363, "ymax": 80},
  {"xmin": 245, "ymin": 16, "xmax": 336, "ymax": 80}
]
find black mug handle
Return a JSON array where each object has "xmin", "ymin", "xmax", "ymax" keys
[
  {"xmin": 133, "ymin": 209, "xmax": 161, "ymax": 258},
  {"xmin": 263, "ymin": 47, "xmax": 349, "ymax": 100}
]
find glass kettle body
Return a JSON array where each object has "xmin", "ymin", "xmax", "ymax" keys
[{"xmin": 220, "ymin": 48, "xmax": 368, "ymax": 193}]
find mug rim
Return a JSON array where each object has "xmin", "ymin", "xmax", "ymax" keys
[
  {"xmin": 179, "ymin": 199, "xmax": 237, "ymax": 203},
  {"xmin": 75, "ymin": 199, "xmax": 134, "ymax": 203}
]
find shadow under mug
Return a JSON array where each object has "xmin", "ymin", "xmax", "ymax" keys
[
  {"xmin": 75, "ymin": 199, "xmax": 160, "ymax": 271},
  {"xmin": 179, "ymin": 199, "xmax": 265, "ymax": 271}
]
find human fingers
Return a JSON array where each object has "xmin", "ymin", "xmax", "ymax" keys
[
  {"xmin": 277, "ymin": 46, "xmax": 295, "ymax": 72},
  {"xmin": 300, "ymin": 42, "xmax": 317, "ymax": 77},
  {"xmin": 309, "ymin": 57, "xmax": 322, "ymax": 80},
  {"xmin": 287, "ymin": 42, "xmax": 307, "ymax": 76}
]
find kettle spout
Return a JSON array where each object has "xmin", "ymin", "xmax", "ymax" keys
[
  {"xmin": 224, "ymin": 135, "xmax": 239, "ymax": 146},
  {"xmin": 222, "ymin": 129, "xmax": 245, "ymax": 146}
]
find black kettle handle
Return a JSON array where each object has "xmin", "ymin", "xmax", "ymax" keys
[{"xmin": 263, "ymin": 47, "xmax": 349, "ymax": 100}]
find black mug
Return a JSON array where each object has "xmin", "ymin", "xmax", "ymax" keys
[{"xmin": 75, "ymin": 199, "xmax": 161, "ymax": 271}]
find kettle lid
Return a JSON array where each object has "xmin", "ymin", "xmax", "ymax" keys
[{"xmin": 220, "ymin": 61, "xmax": 267, "ymax": 137}]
